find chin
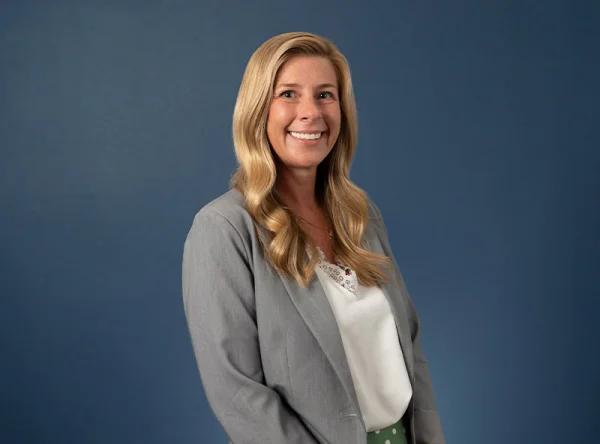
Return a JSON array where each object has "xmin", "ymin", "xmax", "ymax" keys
[{"xmin": 281, "ymin": 157, "xmax": 325, "ymax": 170}]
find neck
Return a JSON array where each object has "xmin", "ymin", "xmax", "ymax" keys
[{"xmin": 274, "ymin": 165, "xmax": 320, "ymax": 212}]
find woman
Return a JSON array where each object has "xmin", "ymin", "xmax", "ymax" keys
[{"xmin": 182, "ymin": 32, "xmax": 445, "ymax": 444}]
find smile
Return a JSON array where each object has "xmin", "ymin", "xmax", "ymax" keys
[{"xmin": 288, "ymin": 131, "xmax": 323, "ymax": 140}]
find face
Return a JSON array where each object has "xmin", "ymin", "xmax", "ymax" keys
[{"xmin": 266, "ymin": 55, "xmax": 341, "ymax": 175}]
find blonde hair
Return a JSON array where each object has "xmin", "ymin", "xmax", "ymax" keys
[{"xmin": 230, "ymin": 31, "xmax": 392, "ymax": 288}]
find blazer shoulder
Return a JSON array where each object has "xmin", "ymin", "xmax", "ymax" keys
[
  {"xmin": 187, "ymin": 188, "xmax": 255, "ymax": 243},
  {"xmin": 197, "ymin": 188, "xmax": 248, "ymax": 221}
]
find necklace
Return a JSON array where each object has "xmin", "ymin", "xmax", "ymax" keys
[{"xmin": 295, "ymin": 214, "xmax": 334, "ymax": 239}]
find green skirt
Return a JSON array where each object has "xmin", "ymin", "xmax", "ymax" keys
[{"xmin": 366, "ymin": 415, "xmax": 408, "ymax": 444}]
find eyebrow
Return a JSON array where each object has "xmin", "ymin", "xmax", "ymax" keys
[{"xmin": 275, "ymin": 82, "xmax": 337, "ymax": 89}]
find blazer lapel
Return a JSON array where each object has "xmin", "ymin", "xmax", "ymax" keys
[
  {"xmin": 272, "ymin": 224, "xmax": 415, "ymax": 419},
  {"xmin": 366, "ymin": 228, "xmax": 416, "ymax": 382},
  {"xmin": 254, "ymin": 222, "xmax": 358, "ymax": 407},
  {"xmin": 278, "ymin": 267, "xmax": 362, "ymax": 415}
]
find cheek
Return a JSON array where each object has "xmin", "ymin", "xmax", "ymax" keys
[
  {"xmin": 328, "ymin": 104, "xmax": 341, "ymax": 126},
  {"xmin": 268, "ymin": 104, "xmax": 291, "ymax": 129},
  {"xmin": 327, "ymin": 110, "xmax": 342, "ymax": 135},
  {"xmin": 267, "ymin": 108, "xmax": 289, "ymax": 150}
]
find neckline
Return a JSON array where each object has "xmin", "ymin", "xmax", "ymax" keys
[
  {"xmin": 315, "ymin": 245, "xmax": 335, "ymax": 265},
  {"xmin": 315, "ymin": 246, "xmax": 353, "ymax": 270},
  {"xmin": 314, "ymin": 246, "xmax": 359, "ymax": 296}
]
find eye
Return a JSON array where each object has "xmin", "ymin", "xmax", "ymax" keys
[
  {"xmin": 279, "ymin": 90, "xmax": 295, "ymax": 98},
  {"xmin": 319, "ymin": 91, "xmax": 335, "ymax": 99}
]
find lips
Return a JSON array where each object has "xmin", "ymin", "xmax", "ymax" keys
[
  {"xmin": 288, "ymin": 129, "xmax": 326, "ymax": 134},
  {"xmin": 289, "ymin": 131, "xmax": 322, "ymax": 140},
  {"xmin": 288, "ymin": 130, "xmax": 327, "ymax": 142}
]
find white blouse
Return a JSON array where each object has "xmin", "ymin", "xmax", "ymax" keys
[{"xmin": 312, "ymin": 246, "xmax": 413, "ymax": 432}]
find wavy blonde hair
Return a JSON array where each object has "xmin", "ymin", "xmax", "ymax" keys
[{"xmin": 230, "ymin": 31, "xmax": 392, "ymax": 288}]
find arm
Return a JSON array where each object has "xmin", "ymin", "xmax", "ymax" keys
[
  {"xmin": 369, "ymin": 200, "xmax": 446, "ymax": 444},
  {"xmin": 182, "ymin": 208, "xmax": 320, "ymax": 444}
]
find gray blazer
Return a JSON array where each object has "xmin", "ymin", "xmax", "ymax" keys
[{"xmin": 182, "ymin": 188, "xmax": 446, "ymax": 444}]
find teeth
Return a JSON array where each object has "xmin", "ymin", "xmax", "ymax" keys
[{"xmin": 289, "ymin": 131, "xmax": 322, "ymax": 140}]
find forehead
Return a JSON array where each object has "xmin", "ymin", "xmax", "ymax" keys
[{"xmin": 274, "ymin": 55, "xmax": 338, "ymax": 87}]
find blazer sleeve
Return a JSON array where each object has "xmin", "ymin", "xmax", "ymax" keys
[
  {"xmin": 182, "ymin": 207, "xmax": 320, "ymax": 444},
  {"xmin": 368, "ymin": 200, "xmax": 447, "ymax": 444}
]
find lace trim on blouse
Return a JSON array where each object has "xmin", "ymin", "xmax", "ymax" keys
[{"xmin": 315, "ymin": 246, "xmax": 358, "ymax": 296}]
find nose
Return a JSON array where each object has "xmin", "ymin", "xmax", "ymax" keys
[{"xmin": 298, "ymin": 96, "xmax": 322, "ymax": 121}]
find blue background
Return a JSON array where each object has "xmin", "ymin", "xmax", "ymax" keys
[{"xmin": 1, "ymin": 1, "xmax": 598, "ymax": 443}]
